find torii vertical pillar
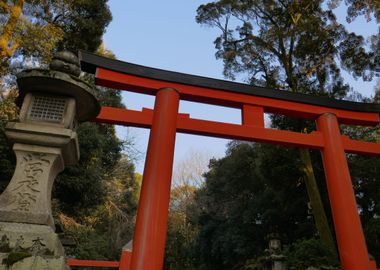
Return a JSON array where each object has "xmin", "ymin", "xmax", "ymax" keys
[
  {"xmin": 317, "ymin": 113, "xmax": 370, "ymax": 270},
  {"xmin": 130, "ymin": 88, "xmax": 180, "ymax": 270}
]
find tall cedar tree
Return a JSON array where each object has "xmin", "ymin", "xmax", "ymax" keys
[{"xmin": 192, "ymin": 0, "xmax": 379, "ymax": 268}]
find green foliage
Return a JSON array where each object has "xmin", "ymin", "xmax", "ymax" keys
[
  {"xmin": 0, "ymin": 89, "xmax": 18, "ymax": 192},
  {"xmin": 58, "ymin": 156, "xmax": 140, "ymax": 262},
  {"xmin": 1, "ymin": 1, "xmax": 61, "ymax": 71},
  {"xmin": 56, "ymin": 0, "xmax": 112, "ymax": 53},
  {"xmin": 165, "ymin": 185, "xmax": 199, "ymax": 270},
  {"xmin": 349, "ymin": 152, "xmax": 380, "ymax": 222},
  {"xmin": 346, "ymin": 127, "xmax": 380, "ymax": 262},
  {"xmin": 340, "ymin": 93, "xmax": 380, "ymax": 262},
  {"xmin": 242, "ymin": 255, "xmax": 269, "ymax": 270},
  {"xmin": 364, "ymin": 218, "xmax": 380, "ymax": 262},
  {"xmin": 192, "ymin": 1, "xmax": 379, "ymax": 268},
  {"xmin": 286, "ymin": 239, "xmax": 340, "ymax": 269},
  {"xmin": 3, "ymin": 251, "xmax": 32, "ymax": 267},
  {"xmin": 196, "ymin": 0, "xmax": 377, "ymax": 91},
  {"xmin": 0, "ymin": 120, "xmax": 14, "ymax": 192},
  {"xmin": 191, "ymin": 142, "xmax": 323, "ymax": 269},
  {"xmin": 0, "ymin": 0, "xmax": 138, "ymax": 264},
  {"xmin": 0, "ymin": 0, "xmax": 112, "ymax": 78},
  {"xmin": 70, "ymin": 227, "xmax": 109, "ymax": 261},
  {"xmin": 329, "ymin": 0, "xmax": 380, "ymax": 23},
  {"xmin": 53, "ymin": 73, "xmax": 124, "ymax": 215},
  {"xmin": 52, "ymin": 61, "xmax": 125, "ymax": 215}
]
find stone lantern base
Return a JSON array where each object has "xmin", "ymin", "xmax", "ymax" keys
[{"xmin": 0, "ymin": 222, "xmax": 67, "ymax": 270}]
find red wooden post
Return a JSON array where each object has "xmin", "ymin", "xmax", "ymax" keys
[
  {"xmin": 129, "ymin": 88, "xmax": 180, "ymax": 270},
  {"xmin": 119, "ymin": 240, "xmax": 133, "ymax": 270},
  {"xmin": 317, "ymin": 113, "xmax": 370, "ymax": 270},
  {"xmin": 369, "ymin": 259, "xmax": 378, "ymax": 270},
  {"xmin": 242, "ymin": 104, "xmax": 265, "ymax": 127},
  {"xmin": 119, "ymin": 251, "xmax": 132, "ymax": 270}
]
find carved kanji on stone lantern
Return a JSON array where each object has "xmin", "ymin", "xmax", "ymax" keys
[{"xmin": 0, "ymin": 51, "xmax": 99, "ymax": 270}]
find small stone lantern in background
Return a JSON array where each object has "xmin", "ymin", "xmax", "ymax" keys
[
  {"xmin": 0, "ymin": 51, "xmax": 99, "ymax": 270},
  {"xmin": 265, "ymin": 234, "xmax": 286, "ymax": 270}
]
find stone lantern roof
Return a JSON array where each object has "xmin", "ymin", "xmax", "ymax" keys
[{"xmin": 16, "ymin": 51, "xmax": 100, "ymax": 122}]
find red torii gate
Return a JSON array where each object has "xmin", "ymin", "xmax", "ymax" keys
[{"xmin": 72, "ymin": 51, "xmax": 380, "ymax": 270}]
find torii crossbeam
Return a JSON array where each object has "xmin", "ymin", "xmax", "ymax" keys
[{"xmin": 79, "ymin": 51, "xmax": 380, "ymax": 270}]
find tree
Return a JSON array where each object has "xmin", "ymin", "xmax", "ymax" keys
[
  {"xmin": 165, "ymin": 150, "xmax": 215, "ymax": 269},
  {"xmin": 0, "ymin": 0, "xmax": 146, "ymax": 264},
  {"xmin": 55, "ymin": 0, "xmax": 112, "ymax": 53},
  {"xmin": 0, "ymin": 0, "xmax": 115, "ymax": 213},
  {"xmin": 57, "ymin": 156, "xmax": 141, "ymax": 261},
  {"xmin": 285, "ymin": 239, "xmax": 340, "ymax": 269},
  {"xmin": 172, "ymin": 149, "xmax": 213, "ymax": 188},
  {"xmin": 195, "ymin": 0, "xmax": 379, "ymax": 263},
  {"xmin": 345, "ymin": 91, "xmax": 380, "ymax": 262},
  {"xmin": 196, "ymin": 0, "xmax": 365, "ymax": 258},
  {"xmin": 192, "ymin": 142, "xmax": 323, "ymax": 269},
  {"xmin": 53, "ymin": 45, "xmax": 125, "ymax": 217},
  {"xmin": 196, "ymin": 0, "xmax": 377, "ymax": 89},
  {"xmin": 0, "ymin": 0, "xmax": 140, "ymax": 262},
  {"xmin": 330, "ymin": 0, "xmax": 380, "ymax": 22},
  {"xmin": 0, "ymin": 0, "xmax": 25, "ymax": 59},
  {"xmin": 0, "ymin": 83, "xmax": 17, "ymax": 187},
  {"xmin": 165, "ymin": 184, "xmax": 198, "ymax": 270},
  {"xmin": 0, "ymin": 0, "xmax": 111, "ymax": 79},
  {"xmin": 375, "ymin": 81, "xmax": 380, "ymax": 103},
  {"xmin": 1, "ymin": 0, "xmax": 62, "ymax": 77}
]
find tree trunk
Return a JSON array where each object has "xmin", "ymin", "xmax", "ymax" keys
[
  {"xmin": 299, "ymin": 148, "xmax": 338, "ymax": 258},
  {"xmin": 285, "ymin": 70, "xmax": 337, "ymax": 257},
  {"xmin": 0, "ymin": 0, "xmax": 24, "ymax": 59}
]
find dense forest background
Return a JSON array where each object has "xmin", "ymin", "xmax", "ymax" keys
[
  {"xmin": 0, "ymin": 1, "xmax": 379, "ymax": 270},
  {"xmin": 0, "ymin": 0, "xmax": 141, "ymax": 263}
]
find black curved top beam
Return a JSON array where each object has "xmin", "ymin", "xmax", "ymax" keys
[{"xmin": 79, "ymin": 51, "xmax": 380, "ymax": 113}]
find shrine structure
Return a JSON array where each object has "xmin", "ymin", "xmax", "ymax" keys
[{"xmin": 71, "ymin": 51, "xmax": 379, "ymax": 270}]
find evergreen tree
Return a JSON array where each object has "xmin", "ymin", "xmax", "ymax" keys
[
  {"xmin": 0, "ymin": 0, "xmax": 111, "ymax": 79},
  {"xmin": 192, "ymin": 0, "xmax": 379, "ymax": 268},
  {"xmin": 0, "ymin": 0, "xmax": 140, "ymax": 262},
  {"xmin": 192, "ymin": 143, "xmax": 326, "ymax": 269},
  {"xmin": 196, "ymin": 0, "xmax": 378, "ymax": 90}
]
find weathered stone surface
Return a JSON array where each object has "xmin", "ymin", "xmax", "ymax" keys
[
  {"xmin": 18, "ymin": 93, "xmax": 77, "ymax": 130},
  {"xmin": 0, "ymin": 255, "xmax": 67, "ymax": 270},
  {"xmin": 5, "ymin": 123, "xmax": 79, "ymax": 165},
  {"xmin": 0, "ymin": 222, "xmax": 67, "ymax": 270},
  {"xmin": 50, "ymin": 51, "xmax": 81, "ymax": 77},
  {"xmin": 0, "ymin": 119, "xmax": 80, "ymax": 228},
  {"xmin": 0, "ymin": 144, "xmax": 64, "ymax": 228},
  {"xmin": 16, "ymin": 69, "xmax": 100, "ymax": 122},
  {"xmin": 0, "ymin": 50, "xmax": 100, "ymax": 270}
]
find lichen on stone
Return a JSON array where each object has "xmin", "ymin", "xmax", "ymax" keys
[
  {"xmin": 0, "ymin": 235, "xmax": 11, "ymax": 253},
  {"xmin": 2, "ymin": 252, "xmax": 32, "ymax": 267}
]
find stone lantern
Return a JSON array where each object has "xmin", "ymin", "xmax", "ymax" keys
[
  {"xmin": 0, "ymin": 51, "xmax": 99, "ymax": 270},
  {"xmin": 265, "ymin": 234, "xmax": 286, "ymax": 270}
]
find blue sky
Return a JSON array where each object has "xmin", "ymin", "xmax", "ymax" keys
[{"xmin": 103, "ymin": 0, "xmax": 378, "ymax": 173}]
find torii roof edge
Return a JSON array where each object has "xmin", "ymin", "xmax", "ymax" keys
[{"xmin": 79, "ymin": 50, "xmax": 380, "ymax": 113}]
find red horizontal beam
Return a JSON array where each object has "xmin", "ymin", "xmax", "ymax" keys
[
  {"xmin": 66, "ymin": 259, "xmax": 119, "ymax": 267},
  {"xmin": 95, "ymin": 106, "xmax": 152, "ymax": 127},
  {"xmin": 176, "ymin": 115, "xmax": 324, "ymax": 149},
  {"xmin": 96, "ymin": 68, "xmax": 379, "ymax": 126},
  {"xmin": 94, "ymin": 107, "xmax": 380, "ymax": 157},
  {"xmin": 95, "ymin": 106, "xmax": 323, "ymax": 149},
  {"xmin": 342, "ymin": 136, "xmax": 380, "ymax": 157}
]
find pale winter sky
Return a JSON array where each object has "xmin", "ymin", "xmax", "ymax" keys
[{"xmin": 102, "ymin": 0, "xmax": 378, "ymax": 174}]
